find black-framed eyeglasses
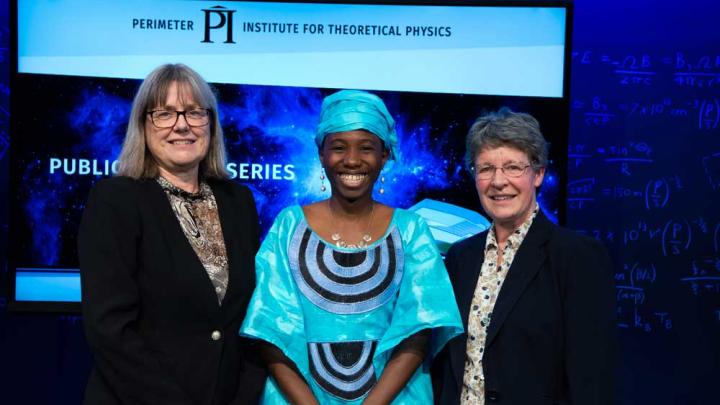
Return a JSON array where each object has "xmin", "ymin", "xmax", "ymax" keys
[
  {"xmin": 473, "ymin": 163, "xmax": 532, "ymax": 180},
  {"xmin": 147, "ymin": 108, "xmax": 211, "ymax": 128}
]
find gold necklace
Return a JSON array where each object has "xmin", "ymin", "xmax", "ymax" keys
[{"xmin": 328, "ymin": 200, "xmax": 376, "ymax": 249}]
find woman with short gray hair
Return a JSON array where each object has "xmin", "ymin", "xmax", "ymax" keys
[
  {"xmin": 434, "ymin": 108, "xmax": 616, "ymax": 405},
  {"xmin": 464, "ymin": 107, "xmax": 548, "ymax": 171}
]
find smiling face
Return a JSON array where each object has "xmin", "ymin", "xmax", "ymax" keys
[
  {"xmin": 144, "ymin": 81, "xmax": 210, "ymax": 178},
  {"xmin": 474, "ymin": 145, "xmax": 544, "ymax": 232},
  {"xmin": 320, "ymin": 130, "xmax": 388, "ymax": 202}
]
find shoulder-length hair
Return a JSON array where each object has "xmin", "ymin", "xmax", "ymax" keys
[{"xmin": 116, "ymin": 63, "xmax": 228, "ymax": 179}]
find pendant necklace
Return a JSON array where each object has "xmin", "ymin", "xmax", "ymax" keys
[{"xmin": 328, "ymin": 200, "xmax": 375, "ymax": 249}]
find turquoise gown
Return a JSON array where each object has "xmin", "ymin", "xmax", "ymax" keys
[{"xmin": 240, "ymin": 206, "xmax": 463, "ymax": 404}]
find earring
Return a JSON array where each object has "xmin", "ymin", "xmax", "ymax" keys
[
  {"xmin": 320, "ymin": 170, "xmax": 327, "ymax": 192},
  {"xmin": 379, "ymin": 175, "xmax": 385, "ymax": 194}
]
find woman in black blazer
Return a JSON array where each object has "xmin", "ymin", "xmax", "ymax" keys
[
  {"xmin": 78, "ymin": 64, "xmax": 265, "ymax": 404},
  {"xmin": 432, "ymin": 109, "xmax": 616, "ymax": 404}
]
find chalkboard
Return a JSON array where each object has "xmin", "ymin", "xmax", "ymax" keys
[{"xmin": 568, "ymin": 2, "xmax": 720, "ymax": 403}]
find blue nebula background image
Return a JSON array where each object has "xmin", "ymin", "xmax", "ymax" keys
[
  {"xmin": 220, "ymin": 86, "xmax": 326, "ymax": 227},
  {"xmin": 19, "ymin": 86, "xmax": 130, "ymax": 265},
  {"xmin": 220, "ymin": 85, "xmax": 463, "ymax": 229},
  {"xmin": 12, "ymin": 77, "xmax": 562, "ymax": 267}
]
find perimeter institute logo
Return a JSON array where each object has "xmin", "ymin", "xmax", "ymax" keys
[
  {"xmin": 202, "ymin": 5, "xmax": 236, "ymax": 43},
  {"xmin": 133, "ymin": 4, "xmax": 452, "ymax": 41},
  {"xmin": 200, "ymin": 4, "xmax": 452, "ymax": 44}
]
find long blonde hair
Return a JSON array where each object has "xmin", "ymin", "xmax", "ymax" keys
[{"xmin": 116, "ymin": 63, "xmax": 228, "ymax": 179}]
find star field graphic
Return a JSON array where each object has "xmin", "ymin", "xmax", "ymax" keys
[
  {"xmin": 218, "ymin": 85, "xmax": 464, "ymax": 229},
  {"xmin": 219, "ymin": 85, "xmax": 326, "ymax": 227},
  {"xmin": 10, "ymin": 75, "xmax": 563, "ymax": 269},
  {"xmin": 16, "ymin": 80, "xmax": 131, "ymax": 266}
]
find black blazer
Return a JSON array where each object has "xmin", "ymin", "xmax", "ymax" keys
[
  {"xmin": 433, "ymin": 211, "xmax": 616, "ymax": 405},
  {"xmin": 78, "ymin": 177, "xmax": 265, "ymax": 405}
]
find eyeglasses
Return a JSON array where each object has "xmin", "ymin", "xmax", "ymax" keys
[
  {"xmin": 473, "ymin": 163, "xmax": 531, "ymax": 180},
  {"xmin": 147, "ymin": 108, "xmax": 211, "ymax": 128}
]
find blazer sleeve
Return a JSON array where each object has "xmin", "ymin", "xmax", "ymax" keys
[
  {"xmin": 231, "ymin": 186, "xmax": 267, "ymax": 404},
  {"xmin": 562, "ymin": 236, "xmax": 617, "ymax": 404},
  {"xmin": 443, "ymin": 243, "xmax": 461, "ymax": 290},
  {"xmin": 78, "ymin": 181, "xmax": 193, "ymax": 405}
]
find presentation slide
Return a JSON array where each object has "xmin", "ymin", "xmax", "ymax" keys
[{"xmin": 11, "ymin": 1, "xmax": 568, "ymax": 306}]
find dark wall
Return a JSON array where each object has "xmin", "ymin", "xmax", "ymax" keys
[
  {"xmin": 1, "ymin": 1, "xmax": 719, "ymax": 404},
  {"xmin": 567, "ymin": 1, "xmax": 720, "ymax": 403},
  {"xmin": 0, "ymin": 1, "xmax": 94, "ymax": 403}
]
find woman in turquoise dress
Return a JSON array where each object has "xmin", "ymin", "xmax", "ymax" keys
[{"xmin": 240, "ymin": 90, "xmax": 462, "ymax": 404}]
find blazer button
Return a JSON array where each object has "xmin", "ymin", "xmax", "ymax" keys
[
  {"xmin": 211, "ymin": 330, "xmax": 222, "ymax": 341},
  {"xmin": 486, "ymin": 390, "xmax": 501, "ymax": 402}
]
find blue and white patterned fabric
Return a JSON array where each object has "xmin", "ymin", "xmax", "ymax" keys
[
  {"xmin": 240, "ymin": 205, "xmax": 463, "ymax": 404},
  {"xmin": 289, "ymin": 220, "xmax": 404, "ymax": 314},
  {"xmin": 308, "ymin": 341, "xmax": 377, "ymax": 400}
]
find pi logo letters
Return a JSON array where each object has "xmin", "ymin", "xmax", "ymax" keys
[{"xmin": 202, "ymin": 5, "xmax": 236, "ymax": 43}]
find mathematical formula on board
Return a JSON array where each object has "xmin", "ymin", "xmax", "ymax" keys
[
  {"xmin": 572, "ymin": 50, "xmax": 720, "ymax": 88},
  {"xmin": 614, "ymin": 261, "xmax": 671, "ymax": 332},
  {"xmin": 613, "ymin": 256, "xmax": 720, "ymax": 332},
  {"xmin": 573, "ymin": 95, "xmax": 719, "ymax": 130},
  {"xmin": 569, "ymin": 48, "xmax": 720, "ymax": 334},
  {"xmin": 574, "ymin": 218, "xmax": 713, "ymax": 257},
  {"xmin": 567, "ymin": 176, "xmax": 684, "ymax": 210},
  {"xmin": 571, "ymin": 50, "xmax": 720, "ymax": 131}
]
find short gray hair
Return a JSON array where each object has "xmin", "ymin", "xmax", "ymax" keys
[
  {"xmin": 465, "ymin": 107, "xmax": 549, "ymax": 172},
  {"xmin": 116, "ymin": 63, "xmax": 228, "ymax": 179}
]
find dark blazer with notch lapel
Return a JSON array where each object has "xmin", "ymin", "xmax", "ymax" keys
[
  {"xmin": 79, "ymin": 176, "xmax": 266, "ymax": 405},
  {"xmin": 433, "ymin": 211, "xmax": 616, "ymax": 405}
]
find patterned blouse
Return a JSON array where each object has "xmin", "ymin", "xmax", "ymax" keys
[
  {"xmin": 157, "ymin": 176, "xmax": 229, "ymax": 304},
  {"xmin": 460, "ymin": 205, "xmax": 539, "ymax": 404}
]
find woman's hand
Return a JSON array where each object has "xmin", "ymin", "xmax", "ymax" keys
[
  {"xmin": 259, "ymin": 342, "xmax": 319, "ymax": 405},
  {"xmin": 362, "ymin": 330, "xmax": 430, "ymax": 405}
]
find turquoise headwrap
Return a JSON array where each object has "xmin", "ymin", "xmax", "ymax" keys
[{"xmin": 315, "ymin": 90, "xmax": 398, "ymax": 161}]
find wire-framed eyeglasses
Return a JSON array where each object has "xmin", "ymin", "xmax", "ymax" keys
[
  {"xmin": 473, "ymin": 163, "xmax": 532, "ymax": 180},
  {"xmin": 147, "ymin": 108, "xmax": 211, "ymax": 128}
]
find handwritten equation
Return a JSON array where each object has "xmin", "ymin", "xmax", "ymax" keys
[
  {"xmin": 681, "ymin": 257, "xmax": 720, "ymax": 296},
  {"xmin": 575, "ymin": 217, "xmax": 712, "ymax": 258},
  {"xmin": 573, "ymin": 95, "xmax": 719, "ymax": 131},
  {"xmin": 615, "ymin": 261, "xmax": 673, "ymax": 332},
  {"xmin": 571, "ymin": 49, "xmax": 720, "ymax": 133},
  {"xmin": 567, "ymin": 174, "xmax": 682, "ymax": 210},
  {"xmin": 572, "ymin": 50, "xmax": 720, "ymax": 88},
  {"xmin": 616, "ymin": 261, "xmax": 656, "ymax": 305},
  {"xmin": 567, "ymin": 142, "xmax": 655, "ymax": 175}
]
